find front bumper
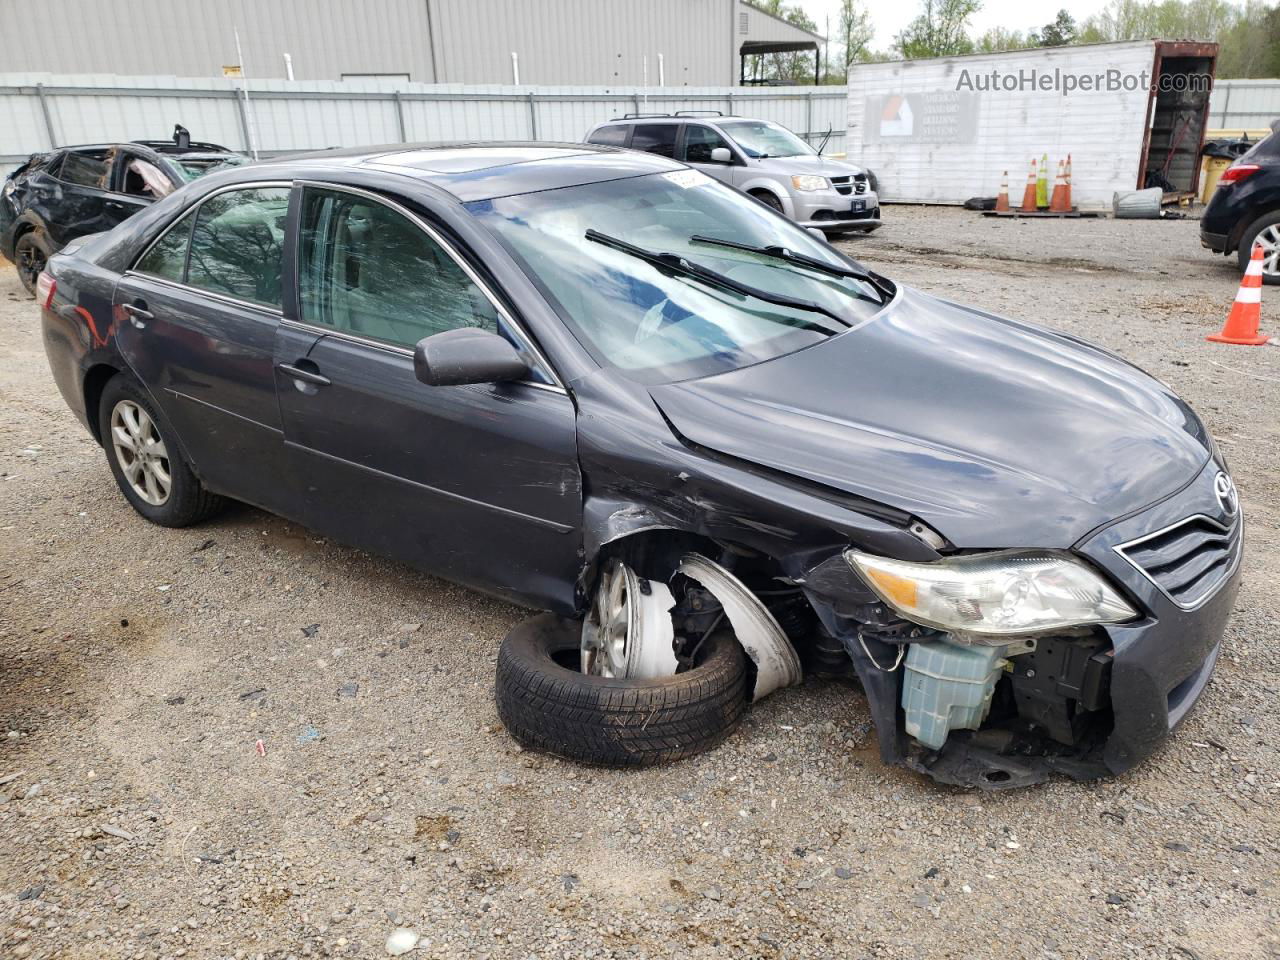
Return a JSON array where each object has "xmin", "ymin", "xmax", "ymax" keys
[
  {"xmin": 1074, "ymin": 459, "xmax": 1242, "ymax": 774},
  {"xmin": 814, "ymin": 457, "xmax": 1241, "ymax": 789},
  {"xmin": 793, "ymin": 189, "xmax": 881, "ymax": 230}
]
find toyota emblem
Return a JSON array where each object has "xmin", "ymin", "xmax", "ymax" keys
[{"xmin": 1214, "ymin": 472, "xmax": 1238, "ymax": 517}]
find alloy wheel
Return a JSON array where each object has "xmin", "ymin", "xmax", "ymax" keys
[
  {"xmin": 110, "ymin": 400, "xmax": 172, "ymax": 506},
  {"xmin": 1255, "ymin": 225, "xmax": 1280, "ymax": 278},
  {"xmin": 581, "ymin": 559, "xmax": 634, "ymax": 677}
]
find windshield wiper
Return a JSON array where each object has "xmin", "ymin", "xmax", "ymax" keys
[
  {"xmin": 690, "ymin": 234, "xmax": 891, "ymax": 302},
  {"xmin": 585, "ymin": 229, "xmax": 852, "ymax": 330}
]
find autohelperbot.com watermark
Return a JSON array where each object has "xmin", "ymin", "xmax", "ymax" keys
[{"xmin": 955, "ymin": 67, "xmax": 1211, "ymax": 97}]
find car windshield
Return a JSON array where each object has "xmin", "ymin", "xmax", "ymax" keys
[
  {"xmin": 468, "ymin": 170, "xmax": 884, "ymax": 383},
  {"xmin": 173, "ymin": 155, "xmax": 248, "ymax": 181},
  {"xmin": 719, "ymin": 120, "xmax": 814, "ymax": 159}
]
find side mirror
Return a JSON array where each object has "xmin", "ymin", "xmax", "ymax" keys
[
  {"xmin": 413, "ymin": 328, "xmax": 529, "ymax": 387},
  {"xmin": 710, "ymin": 147, "xmax": 732, "ymax": 164},
  {"xmin": 807, "ymin": 227, "xmax": 829, "ymax": 243}
]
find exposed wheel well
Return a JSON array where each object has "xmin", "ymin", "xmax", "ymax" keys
[{"xmin": 82, "ymin": 363, "xmax": 123, "ymax": 445}]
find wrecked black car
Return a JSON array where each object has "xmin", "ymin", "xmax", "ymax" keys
[
  {"xmin": 1, "ymin": 126, "xmax": 245, "ymax": 294},
  {"xmin": 38, "ymin": 144, "xmax": 1241, "ymax": 789}
]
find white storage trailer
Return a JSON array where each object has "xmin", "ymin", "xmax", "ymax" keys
[{"xmin": 846, "ymin": 39, "xmax": 1217, "ymax": 209}]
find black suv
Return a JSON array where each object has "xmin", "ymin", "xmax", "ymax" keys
[
  {"xmin": 1, "ymin": 127, "xmax": 245, "ymax": 294},
  {"xmin": 1201, "ymin": 119, "xmax": 1280, "ymax": 284}
]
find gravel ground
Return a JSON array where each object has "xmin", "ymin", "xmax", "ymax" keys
[{"xmin": 2, "ymin": 205, "xmax": 1278, "ymax": 960}]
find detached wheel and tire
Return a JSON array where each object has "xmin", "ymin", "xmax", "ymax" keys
[
  {"xmin": 495, "ymin": 613, "xmax": 748, "ymax": 767},
  {"xmin": 97, "ymin": 375, "xmax": 225, "ymax": 527},
  {"xmin": 1239, "ymin": 211, "xmax": 1280, "ymax": 285},
  {"xmin": 14, "ymin": 230, "xmax": 52, "ymax": 297}
]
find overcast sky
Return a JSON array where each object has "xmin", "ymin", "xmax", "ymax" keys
[{"xmin": 796, "ymin": 0, "xmax": 1114, "ymax": 52}]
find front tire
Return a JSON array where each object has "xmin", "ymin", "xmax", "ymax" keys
[
  {"xmin": 496, "ymin": 614, "xmax": 748, "ymax": 767},
  {"xmin": 97, "ymin": 375, "xmax": 225, "ymax": 527},
  {"xmin": 1238, "ymin": 210, "xmax": 1280, "ymax": 285},
  {"xmin": 14, "ymin": 230, "xmax": 52, "ymax": 297},
  {"xmin": 751, "ymin": 190, "xmax": 785, "ymax": 214}
]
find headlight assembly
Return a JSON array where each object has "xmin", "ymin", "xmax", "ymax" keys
[
  {"xmin": 790, "ymin": 174, "xmax": 830, "ymax": 192},
  {"xmin": 845, "ymin": 549, "xmax": 1136, "ymax": 639}
]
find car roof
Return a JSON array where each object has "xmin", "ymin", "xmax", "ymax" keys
[
  {"xmin": 599, "ymin": 115, "xmax": 750, "ymax": 125},
  {"xmin": 249, "ymin": 141, "xmax": 685, "ymax": 203}
]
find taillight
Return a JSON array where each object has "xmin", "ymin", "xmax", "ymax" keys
[
  {"xmin": 1220, "ymin": 163, "xmax": 1261, "ymax": 184},
  {"xmin": 35, "ymin": 271, "xmax": 56, "ymax": 309}
]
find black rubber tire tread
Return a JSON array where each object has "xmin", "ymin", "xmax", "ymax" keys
[
  {"xmin": 751, "ymin": 190, "xmax": 785, "ymax": 213},
  {"xmin": 495, "ymin": 613, "xmax": 748, "ymax": 767},
  {"xmin": 97, "ymin": 373, "xmax": 226, "ymax": 528},
  {"xmin": 1237, "ymin": 209, "xmax": 1280, "ymax": 285},
  {"xmin": 14, "ymin": 230, "xmax": 52, "ymax": 296}
]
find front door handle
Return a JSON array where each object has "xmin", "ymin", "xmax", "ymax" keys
[{"xmin": 276, "ymin": 362, "xmax": 331, "ymax": 387}]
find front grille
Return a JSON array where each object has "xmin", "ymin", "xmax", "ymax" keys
[
  {"xmin": 1115, "ymin": 514, "xmax": 1242, "ymax": 608},
  {"xmin": 829, "ymin": 174, "xmax": 868, "ymax": 196}
]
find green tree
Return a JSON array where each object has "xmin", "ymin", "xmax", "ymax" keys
[
  {"xmin": 1034, "ymin": 9, "xmax": 1077, "ymax": 45},
  {"xmin": 839, "ymin": 0, "xmax": 876, "ymax": 70},
  {"xmin": 975, "ymin": 26, "xmax": 1031, "ymax": 51},
  {"xmin": 895, "ymin": 0, "xmax": 982, "ymax": 58},
  {"xmin": 1216, "ymin": 0, "xmax": 1280, "ymax": 77},
  {"xmin": 1076, "ymin": 0, "xmax": 1279, "ymax": 78}
]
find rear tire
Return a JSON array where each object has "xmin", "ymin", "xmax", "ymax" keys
[
  {"xmin": 1237, "ymin": 210, "xmax": 1280, "ymax": 285},
  {"xmin": 97, "ymin": 374, "xmax": 226, "ymax": 527},
  {"xmin": 496, "ymin": 614, "xmax": 748, "ymax": 767},
  {"xmin": 14, "ymin": 230, "xmax": 52, "ymax": 297}
]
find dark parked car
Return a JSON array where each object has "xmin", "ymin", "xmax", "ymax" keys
[
  {"xmin": 1201, "ymin": 119, "xmax": 1280, "ymax": 283},
  {"xmin": 2, "ymin": 128, "xmax": 245, "ymax": 294},
  {"xmin": 39, "ymin": 143, "xmax": 1240, "ymax": 788}
]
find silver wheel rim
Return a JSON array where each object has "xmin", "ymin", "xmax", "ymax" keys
[
  {"xmin": 1255, "ymin": 226, "xmax": 1280, "ymax": 277},
  {"xmin": 581, "ymin": 560, "xmax": 633, "ymax": 677},
  {"xmin": 110, "ymin": 400, "xmax": 171, "ymax": 506}
]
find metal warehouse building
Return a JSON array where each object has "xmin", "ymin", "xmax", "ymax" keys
[{"xmin": 2, "ymin": 0, "xmax": 823, "ymax": 86}]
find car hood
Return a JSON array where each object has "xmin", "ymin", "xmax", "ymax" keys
[
  {"xmin": 649, "ymin": 287, "xmax": 1210, "ymax": 549},
  {"xmin": 749, "ymin": 154, "xmax": 863, "ymax": 177}
]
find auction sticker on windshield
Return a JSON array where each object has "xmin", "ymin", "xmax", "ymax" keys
[{"xmin": 663, "ymin": 170, "xmax": 711, "ymax": 189}]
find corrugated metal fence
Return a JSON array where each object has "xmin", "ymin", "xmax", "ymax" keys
[
  {"xmin": 0, "ymin": 74, "xmax": 849, "ymax": 177},
  {"xmin": 1208, "ymin": 79, "xmax": 1280, "ymax": 132}
]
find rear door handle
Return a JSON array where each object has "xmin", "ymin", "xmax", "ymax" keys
[
  {"xmin": 121, "ymin": 302, "xmax": 153, "ymax": 328},
  {"xmin": 121, "ymin": 303, "xmax": 153, "ymax": 320},
  {"xmin": 276, "ymin": 362, "xmax": 331, "ymax": 387}
]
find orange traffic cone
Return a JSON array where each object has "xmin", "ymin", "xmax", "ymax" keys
[
  {"xmin": 1064, "ymin": 154, "xmax": 1073, "ymax": 210},
  {"xmin": 1019, "ymin": 159, "xmax": 1038, "ymax": 213},
  {"xmin": 1208, "ymin": 245, "xmax": 1271, "ymax": 345},
  {"xmin": 995, "ymin": 171, "xmax": 1010, "ymax": 212},
  {"xmin": 1049, "ymin": 160, "xmax": 1069, "ymax": 212}
]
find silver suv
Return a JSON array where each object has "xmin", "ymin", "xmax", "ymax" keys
[{"xmin": 585, "ymin": 113, "xmax": 880, "ymax": 233}]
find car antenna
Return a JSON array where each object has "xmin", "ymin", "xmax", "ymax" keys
[
  {"xmin": 173, "ymin": 124, "xmax": 191, "ymax": 150},
  {"xmin": 817, "ymin": 124, "xmax": 832, "ymax": 156}
]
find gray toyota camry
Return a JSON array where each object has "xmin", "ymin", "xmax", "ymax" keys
[{"xmin": 38, "ymin": 143, "xmax": 1242, "ymax": 788}]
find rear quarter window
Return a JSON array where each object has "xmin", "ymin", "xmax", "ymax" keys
[{"xmin": 587, "ymin": 125, "xmax": 630, "ymax": 147}]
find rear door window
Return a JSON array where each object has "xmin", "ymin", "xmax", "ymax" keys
[
  {"xmin": 587, "ymin": 125, "xmax": 630, "ymax": 147},
  {"xmin": 186, "ymin": 187, "xmax": 291, "ymax": 308},
  {"xmin": 629, "ymin": 124, "xmax": 678, "ymax": 158}
]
